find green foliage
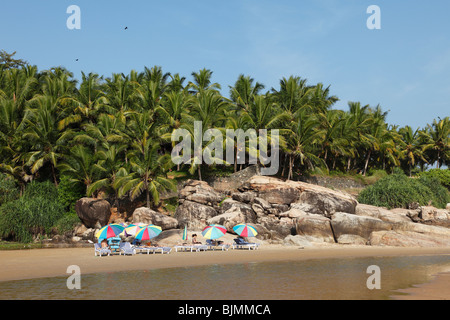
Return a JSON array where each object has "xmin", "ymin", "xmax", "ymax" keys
[
  {"xmin": 418, "ymin": 169, "xmax": 450, "ymax": 190},
  {"xmin": 358, "ymin": 173, "xmax": 450, "ymax": 209},
  {"xmin": 0, "ymin": 173, "xmax": 19, "ymax": 206},
  {"xmin": 57, "ymin": 175, "xmax": 85, "ymax": 213},
  {"xmin": 54, "ymin": 212, "xmax": 81, "ymax": 235},
  {"xmin": 0, "ymin": 181, "xmax": 65, "ymax": 242}
]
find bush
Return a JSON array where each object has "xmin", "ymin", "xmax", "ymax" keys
[
  {"xmin": 418, "ymin": 169, "xmax": 450, "ymax": 190},
  {"xmin": 57, "ymin": 175, "xmax": 85, "ymax": 213},
  {"xmin": 0, "ymin": 173, "xmax": 20, "ymax": 206},
  {"xmin": 358, "ymin": 173, "xmax": 450, "ymax": 209},
  {"xmin": 0, "ymin": 181, "xmax": 66, "ymax": 242}
]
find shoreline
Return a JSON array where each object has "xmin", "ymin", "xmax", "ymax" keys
[{"xmin": 1, "ymin": 245, "xmax": 449, "ymax": 299}]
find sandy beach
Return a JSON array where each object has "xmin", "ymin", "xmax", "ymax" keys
[{"xmin": 0, "ymin": 245, "xmax": 449, "ymax": 299}]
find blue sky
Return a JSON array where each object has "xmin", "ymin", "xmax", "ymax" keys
[{"xmin": 1, "ymin": 0, "xmax": 449, "ymax": 129}]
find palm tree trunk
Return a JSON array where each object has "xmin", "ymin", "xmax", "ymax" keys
[
  {"xmin": 146, "ymin": 189, "xmax": 150, "ymax": 208},
  {"xmin": 287, "ymin": 155, "xmax": 293, "ymax": 181},
  {"xmin": 197, "ymin": 165, "xmax": 202, "ymax": 181},
  {"xmin": 51, "ymin": 163, "xmax": 58, "ymax": 187},
  {"xmin": 363, "ymin": 149, "xmax": 371, "ymax": 176}
]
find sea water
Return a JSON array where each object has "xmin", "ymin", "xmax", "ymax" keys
[{"xmin": 0, "ymin": 255, "xmax": 448, "ymax": 300}]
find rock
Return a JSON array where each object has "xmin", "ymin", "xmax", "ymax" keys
[
  {"xmin": 392, "ymin": 221, "xmax": 450, "ymax": 237},
  {"xmin": 253, "ymin": 197, "xmax": 271, "ymax": 210},
  {"xmin": 295, "ymin": 212, "xmax": 335, "ymax": 243},
  {"xmin": 258, "ymin": 215, "xmax": 293, "ymax": 239},
  {"xmin": 447, "ymin": 203, "xmax": 450, "ymax": 211},
  {"xmin": 419, "ymin": 206, "xmax": 450, "ymax": 225},
  {"xmin": 174, "ymin": 200, "xmax": 218, "ymax": 230},
  {"xmin": 369, "ymin": 230, "xmax": 450, "ymax": 247},
  {"xmin": 180, "ymin": 179, "xmax": 223, "ymax": 205},
  {"xmin": 220, "ymin": 198, "xmax": 256, "ymax": 222},
  {"xmin": 356, "ymin": 204, "xmax": 411, "ymax": 224},
  {"xmin": 296, "ymin": 189, "xmax": 356, "ymax": 218},
  {"xmin": 207, "ymin": 206, "xmax": 248, "ymax": 232},
  {"xmin": 283, "ymin": 235, "xmax": 313, "ymax": 247},
  {"xmin": 75, "ymin": 198, "xmax": 111, "ymax": 228},
  {"xmin": 231, "ymin": 191, "xmax": 256, "ymax": 203},
  {"xmin": 337, "ymin": 234, "xmax": 367, "ymax": 245},
  {"xmin": 252, "ymin": 203, "xmax": 265, "ymax": 217},
  {"xmin": 279, "ymin": 208, "xmax": 307, "ymax": 219},
  {"xmin": 330, "ymin": 212, "xmax": 392, "ymax": 240},
  {"xmin": 132, "ymin": 207, "xmax": 179, "ymax": 230}
]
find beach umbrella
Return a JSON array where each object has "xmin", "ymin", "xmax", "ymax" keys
[
  {"xmin": 134, "ymin": 224, "xmax": 162, "ymax": 241},
  {"xmin": 182, "ymin": 225, "xmax": 188, "ymax": 241},
  {"xmin": 233, "ymin": 224, "xmax": 258, "ymax": 237},
  {"xmin": 95, "ymin": 223, "xmax": 126, "ymax": 241},
  {"xmin": 201, "ymin": 224, "xmax": 227, "ymax": 239},
  {"xmin": 124, "ymin": 223, "xmax": 147, "ymax": 236}
]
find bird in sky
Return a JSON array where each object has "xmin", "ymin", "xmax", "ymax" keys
[{"xmin": 124, "ymin": 26, "xmax": 128, "ymax": 30}]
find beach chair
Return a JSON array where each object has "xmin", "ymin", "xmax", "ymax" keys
[
  {"xmin": 119, "ymin": 242, "xmax": 136, "ymax": 255},
  {"xmin": 174, "ymin": 244, "xmax": 196, "ymax": 252},
  {"xmin": 94, "ymin": 243, "xmax": 111, "ymax": 257},
  {"xmin": 147, "ymin": 246, "xmax": 173, "ymax": 254},
  {"xmin": 108, "ymin": 237, "xmax": 121, "ymax": 254},
  {"xmin": 206, "ymin": 239, "xmax": 230, "ymax": 251},
  {"xmin": 232, "ymin": 238, "xmax": 260, "ymax": 250},
  {"xmin": 194, "ymin": 244, "xmax": 208, "ymax": 252}
]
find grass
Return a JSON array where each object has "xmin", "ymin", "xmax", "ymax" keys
[{"xmin": 0, "ymin": 241, "xmax": 44, "ymax": 250}]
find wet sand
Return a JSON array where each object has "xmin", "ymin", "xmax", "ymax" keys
[{"xmin": 0, "ymin": 245, "xmax": 449, "ymax": 299}]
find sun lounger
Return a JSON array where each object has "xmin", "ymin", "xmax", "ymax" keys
[
  {"xmin": 206, "ymin": 239, "xmax": 230, "ymax": 251},
  {"xmin": 174, "ymin": 244, "xmax": 208, "ymax": 252},
  {"xmin": 232, "ymin": 238, "xmax": 260, "ymax": 250},
  {"xmin": 94, "ymin": 243, "xmax": 111, "ymax": 257},
  {"xmin": 145, "ymin": 246, "xmax": 172, "ymax": 254},
  {"xmin": 107, "ymin": 237, "xmax": 121, "ymax": 253},
  {"xmin": 119, "ymin": 242, "xmax": 136, "ymax": 255}
]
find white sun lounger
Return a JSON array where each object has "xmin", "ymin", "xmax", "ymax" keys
[
  {"xmin": 94, "ymin": 243, "xmax": 111, "ymax": 257},
  {"xmin": 174, "ymin": 244, "xmax": 208, "ymax": 252}
]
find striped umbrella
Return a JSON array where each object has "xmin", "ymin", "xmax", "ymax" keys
[
  {"xmin": 233, "ymin": 223, "xmax": 258, "ymax": 237},
  {"xmin": 182, "ymin": 225, "xmax": 188, "ymax": 241},
  {"xmin": 134, "ymin": 224, "xmax": 162, "ymax": 241},
  {"xmin": 124, "ymin": 223, "xmax": 147, "ymax": 236},
  {"xmin": 95, "ymin": 224, "xmax": 126, "ymax": 241},
  {"xmin": 201, "ymin": 224, "xmax": 227, "ymax": 240}
]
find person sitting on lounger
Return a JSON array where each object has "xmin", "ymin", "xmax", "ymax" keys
[
  {"xmin": 100, "ymin": 239, "xmax": 110, "ymax": 249},
  {"xmin": 191, "ymin": 234, "xmax": 202, "ymax": 244}
]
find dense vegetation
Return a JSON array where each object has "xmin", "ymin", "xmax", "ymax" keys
[
  {"xmin": 0, "ymin": 51, "xmax": 449, "ymax": 242},
  {"xmin": 358, "ymin": 172, "xmax": 450, "ymax": 209}
]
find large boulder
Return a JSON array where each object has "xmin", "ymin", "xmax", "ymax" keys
[
  {"xmin": 75, "ymin": 198, "xmax": 111, "ymax": 228},
  {"xmin": 208, "ymin": 207, "xmax": 248, "ymax": 232},
  {"xmin": 294, "ymin": 211, "xmax": 335, "ymax": 243},
  {"xmin": 356, "ymin": 203, "xmax": 411, "ymax": 224},
  {"xmin": 243, "ymin": 176, "xmax": 357, "ymax": 217},
  {"xmin": 419, "ymin": 206, "xmax": 450, "ymax": 226},
  {"xmin": 174, "ymin": 200, "xmax": 219, "ymax": 230},
  {"xmin": 330, "ymin": 212, "xmax": 392, "ymax": 240},
  {"xmin": 369, "ymin": 230, "xmax": 450, "ymax": 247},
  {"xmin": 132, "ymin": 207, "xmax": 179, "ymax": 230},
  {"xmin": 179, "ymin": 179, "xmax": 223, "ymax": 205}
]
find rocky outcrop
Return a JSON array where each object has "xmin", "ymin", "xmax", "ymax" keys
[
  {"xmin": 132, "ymin": 207, "xmax": 179, "ymax": 230},
  {"xmin": 72, "ymin": 175, "xmax": 450, "ymax": 248},
  {"xmin": 75, "ymin": 198, "xmax": 111, "ymax": 228}
]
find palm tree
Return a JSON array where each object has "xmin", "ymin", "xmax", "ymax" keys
[
  {"xmin": 421, "ymin": 117, "xmax": 450, "ymax": 168},
  {"xmin": 57, "ymin": 144, "xmax": 96, "ymax": 193},
  {"xmin": 398, "ymin": 125, "xmax": 427, "ymax": 176},
  {"xmin": 115, "ymin": 136, "xmax": 176, "ymax": 208},
  {"xmin": 284, "ymin": 110, "xmax": 324, "ymax": 180},
  {"xmin": 229, "ymin": 74, "xmax": 265, "ymax": 111},
  {"xmin": 22, "ymin": 95, "xmax": 72, "ymax": 186},
  {"xmin": 188, "ymin": 68, "xmax": 221, "ymax": 95}
]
